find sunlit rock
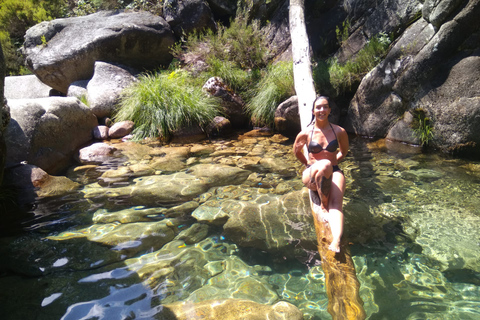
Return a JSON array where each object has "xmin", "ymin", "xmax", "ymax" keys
[
  {"xmin": 47, "ymin": 220, "xmax": 179, "ymax": 254},
  {"xmin": 77, "ymin": 142, "xmax": 117, "ymax": 164},
  {"xmin": 187, "ymin": 164, "xmax": 250, "ymax": 186},
  {"xmin": 83, "ymin": 172, "xmax": 212, "ymax": 206},
  {"xmin": 162, "ymin": 299, "xmax": 303, "ymax": 320},
  {"xmin": 3, "ymin": 163, "xmax": 80, "ymax": 202},
  {"xmin": 175, "ymin": 223, "xmax": 210, "ymax": 244},
  {"xmin": 108, "ymin": 120, "xmax": 135, "ymax": 139},
  {"xmin": 93, "ymin": 206, "xmax": 167, "ymax": 224},
  {"xmin": 194, "ymin": 189, "xmax": 317, "ymax": 258}
]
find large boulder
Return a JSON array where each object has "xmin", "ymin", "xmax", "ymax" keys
[
  {"xmin": 345, "ymin": 0, "xmax": 480, "ymax": 155},
  {"xmin": 85, "ymin": 61, "xmax": 138, "ymax": 118},
  {"xmin": 4, "ymin": 75, "xmax": 62, "ymax": 100},
  {"xmin": 22, "ymin": 10, "xmax": 175, "ymax": 94},
  {"xmin": 163, "ymin": 0, "xmax": 217, "ymax": 37},
  {"xmin": 5, "ymin": 97, "xmax": 98, "ymax": 174}
]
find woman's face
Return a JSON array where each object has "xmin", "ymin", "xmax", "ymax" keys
[{"xmin": 313, "ymin": 98, "xmax": 330, "ymax": 120}]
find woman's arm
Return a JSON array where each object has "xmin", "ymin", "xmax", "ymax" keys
[
  {"xmin": 336, "ymin": 126, "xmax": 349, "ymax": 162},
  {"xmin": 293, "ymin": 130, "xmax": 309, "ymax": 166}
]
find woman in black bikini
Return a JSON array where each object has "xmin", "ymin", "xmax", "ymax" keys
[{"xmin": 293, "ymin": 96, "xmax": 349, "ymax": 252}]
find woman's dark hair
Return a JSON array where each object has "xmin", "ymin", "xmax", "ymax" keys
[{"xmin": 309, "ymin": 96, "xmax": 331, "ymax": 125}]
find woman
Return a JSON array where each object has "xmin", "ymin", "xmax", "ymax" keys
[{"xmin": 293, "ymin": 96, "xmax": 349, "ymax": 252}]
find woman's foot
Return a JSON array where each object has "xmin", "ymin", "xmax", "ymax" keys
[{"xmin": 328, "ymin": 238, "xmax": 341, "ymax": 253}]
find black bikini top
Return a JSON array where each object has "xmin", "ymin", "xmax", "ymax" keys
[{"xmin": 308, "ymin": 123, "xmax": 339, "ymax": 154}]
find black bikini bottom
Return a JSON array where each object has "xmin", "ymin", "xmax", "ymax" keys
[{"xmin": 332, "ymin": 165, "xmax": 343, "ymax": 173}]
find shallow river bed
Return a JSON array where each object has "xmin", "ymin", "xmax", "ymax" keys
[{"xmin": 1, "ymin": 132, "xmax": 479, "ymax": 320}]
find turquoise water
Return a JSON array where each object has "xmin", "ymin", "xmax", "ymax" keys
[{"xmin": 1, "ymin": 133, "xmax": 479, "ymax": 319}]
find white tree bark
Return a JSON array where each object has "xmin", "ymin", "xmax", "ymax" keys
[{"xmin": 289, "ymin": 0, "xmax": 316, "ymax": 130}]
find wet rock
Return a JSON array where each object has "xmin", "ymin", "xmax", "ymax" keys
[
  {"xmin": 194, "ymin": 189, "xmax": 317, "ymax": 258},
  {"xmin": 163, "ymin": 299, "xmax": 303, "ymax": 320},
  {"xmin": 187, "ymin": 163, "xmax": 251, "ymax": 186},
  {"xmin": 93, "ymin": 206, "xmax": 167, "ymax": 224},
  {"xmin": 77, "ymin": 142, "xmax": 117, "ymax": 164},
  {"xmin": 175, "ymin": 223, "xmax": 209, "ymax": 244},
  {"xmin": 47, "ymin": 219, "xmax": 179, "ymax": 255},
  {"xmin": 108, "ymin": 120, "xmax": 134, "ymax": 139},
  {"xmin": 3, "ymin": 163, "xmax": 80, "ymax": 201},
  {"xmin": 5, "ymin": 97, "xmax": 98, "ymax": 174}
]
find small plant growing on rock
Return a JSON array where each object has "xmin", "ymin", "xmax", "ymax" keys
[{"xmin": 411, "ymin": 108, "xmax": 434, "ymax": 147}]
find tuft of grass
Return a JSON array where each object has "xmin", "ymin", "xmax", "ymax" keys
[
  {"xmin": 246, "ymin": 61, "xmax": 295, "ymax": 128},
  {"xmin": 411, "ymin": 108, "xmax": 434, "ymax": 147},
  {"xmin": 114, "ymin": 70, "xmax": 222, "ymax": 140}
]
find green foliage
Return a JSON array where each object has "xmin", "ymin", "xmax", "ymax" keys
[
  {"xmin": 246, "ymin": 61, "xmax": 294, "ymax": 127},
  {"xmin": 114, "ymin": 70, "xmax": 222, "ymax": 140},
  {"xmin": 335, "ymin": 19, "xmax": 350, "ymax": 45},
  {"xmin": 411, "ymin": 109, "xmax": 434, "ymax": 147},
  {"xmin": 0, "ymin": 0, "xmax": 68, "ymax": 75},
  {"xmin": 314, "ymin": 32, "xmax": 391, "ymax": 97},
  {"xmin": 206, "ymin": 57, "xmax": 260, "ymax": 98},
  {"xmin": 173, "ymin": 11, "xmax": 270, "ymax": 72}
]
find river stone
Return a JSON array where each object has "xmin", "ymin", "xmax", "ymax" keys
[
  {"xmin": 47, "ymin": 219, "xmax": 179, "ymax": 254},
  {"xmin": 2, "ymin": 163, "xmax": 80, "ymax": 205},
  {"xmin": 93, "ymin": 125, "xmax": 109, "ymax": 140},
  {"xmin": 22, "ymin": 10, "xmax": 175, "ymax": 93},
  {"xmin": 123, "ymin": 238, "xmax": 238, "ymax": 291},
  {"xmin": 77, "ymin": 142, "xmax": 117, "ymax": 164},
  {"xmin": 195, "ymin": 189, "xmax": 317, "ymax": 258},
  {"xmin": 83, "ymin": 172, "xmax": 209, "ymax": 206},
  {"xmin": 93, "ymin": 206, "xmax": 167, "ymax": 224},
  {"xmin": 187, "ymin": 255, "xmax": 278, "ymax": 304},
  {"xmin": 187, "ymin": 163, "xmax": 251, "ymax": 186},
  {"xmin": 175, "ymin": 223, "xmax": 210, "ymax": 244},
  {"xmin": 108, "ymin": 120, "xmax": 135, "ymax": 139},
  {"xmin": 83, "ymin": 163, "xmax": 250, "ymax": 206},
  {"xmin": 5, "ymin": 97, "xmax": 98, "ymax": 174},
  {"xmin": 162, "ymin": 299, "xmax": 303, "ymax": 320}
]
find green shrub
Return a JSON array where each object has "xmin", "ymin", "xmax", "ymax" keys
[
  {"xmin": 114, "ymin": 70, "xmax": 222, "ymax": 140},
  {"xmin": 246, "ymin": 61, "xmax": 294, "ymax": 127},
  {"xmin": 314, "ymin": 32, "xmax": 391, "ymax": 97},
  {"xmin": 173, "ymin": 11, "xmax": 270, "ymax": 72},
  {"xmin": 0, "ymin": 0, "xmax": 68, "ymax": 75}
]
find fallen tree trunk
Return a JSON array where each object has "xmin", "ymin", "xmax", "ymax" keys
[{"xmin": 289, "ymin": 1, "xmax": 366, "ymax": 319}]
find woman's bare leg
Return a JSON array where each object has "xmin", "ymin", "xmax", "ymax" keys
[{"xmin": 326, "ymin": 171, "xmax": 346, "ymax": 252}]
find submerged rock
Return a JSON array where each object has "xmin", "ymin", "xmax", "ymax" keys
[{"xmin": 162, "ymin": 299, "xmax": 303, "ymax": 320}]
